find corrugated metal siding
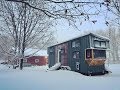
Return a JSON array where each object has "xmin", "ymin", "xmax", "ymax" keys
[
  {"xmin": 48, "ymin": 46, "xmax": 55, "ymax": 67},
  {"xmin": 79, "ymin": 35, "xmax": 90, "ymax": 73}
]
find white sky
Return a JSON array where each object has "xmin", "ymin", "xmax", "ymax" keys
[
  {"xmin": 50, "ymin": 1, "xmax": 116, "ymax": 43},
  {"xmin": 53, "ymin": 15, "xmax": 108, "ymax": 43}
]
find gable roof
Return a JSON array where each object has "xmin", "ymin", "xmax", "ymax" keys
[{"xmin": 49, "ymin": 32, "xmax": 109, "ymax": 47}]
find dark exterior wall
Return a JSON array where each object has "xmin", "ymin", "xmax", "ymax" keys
[
  {"xmin": 68, "ymin": 38, "xmax": 80, "ymax": 71},
  {"xmin": 79, "ymin": 35, "xmax": 90, "ymax": 73},
  {"xmin": 66, "ymin": 35, "xmax": 90, "ymax": 72},
  {"xmin": 48, "ymin": 46, "xmax": 55, "ymax": 67},
  {"xmin": 26, "ymin": 56, "xmax": 47, "ymax": 66}
]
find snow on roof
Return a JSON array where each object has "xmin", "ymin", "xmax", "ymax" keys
[
  {"xmin": 50, "ymin": 32, "xmax": 109, "ymax": 47},
  {"xmin": 24, "ymin": 49, "xmax": 48, "ymax": 56}
]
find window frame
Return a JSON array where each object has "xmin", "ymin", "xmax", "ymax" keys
[{"xmin": 94, "ymin": 40, "xmax": 106, "ymax": 48}]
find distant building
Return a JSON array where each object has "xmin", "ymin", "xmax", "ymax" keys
[{"xmin": 14, "ymin": 49, "xmax": 48, "ymax": 67}]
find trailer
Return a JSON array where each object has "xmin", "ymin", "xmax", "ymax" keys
[{"xmin": 47, "ymin": 33, "xmax": 109, "ymax": 75}]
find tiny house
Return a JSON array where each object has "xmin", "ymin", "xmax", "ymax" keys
[{"xmin": 48, "ymin": 33, "xmax": 109, "ymax": 75}]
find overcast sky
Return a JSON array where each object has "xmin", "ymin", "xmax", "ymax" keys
[{"xmin": 53, "ymin": 15, "xmax": 108, "ymax": 43}]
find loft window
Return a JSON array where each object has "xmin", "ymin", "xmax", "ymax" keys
[
  {"xmin": 94, "ymin": 40, "xmax": 106, "ymax": 48},
  {"xmin": 94, "ymin": 41, "xmax": 101, "ymax": 47},
  {"xmin": 73, "ymin": 51, "xmax": 80, "ymax": 59},
  {"xmin": 101, "ymin": 41, "xmax": 106, "ymax": 48},
  {"xmin": 72, "ymin": 40, "xmax": 80, "ymax": 48}
]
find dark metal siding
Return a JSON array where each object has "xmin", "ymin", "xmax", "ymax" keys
[
  {"xmin": 79, "ymin": 35, "xmax": 90, "ymax": 73},
  {"xmin": 69, "ymin": 38, "xmax": 81, "ymax": 71},
  {"xmin": 48, "ymin": 46, "xmax": 55, "ymax": 67}
]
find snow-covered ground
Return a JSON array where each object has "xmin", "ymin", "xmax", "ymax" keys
[{"xmin": 0, "ymin": 64, "xmax": 120, "ymax": 90}]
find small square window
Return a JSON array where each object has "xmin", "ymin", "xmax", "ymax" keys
[
  {"xmin": 73, "ymin": 51, "xmax": 80, "ymax": 59},
  {"xmin": 72, "ymin": 41, "xmax": 76, "ymax": 47},
  {"xmin": 72, "ymin": 40, "xmax": 80, "ymax": 48}
]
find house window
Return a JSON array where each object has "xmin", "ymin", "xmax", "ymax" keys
[
  {"xmin": 86, "ymin": 49, "xmax": 92, "ymax": 59},
  {"xmin": 35, "ymin": 59, "xmax": 39, "ymax": 63},
  {"xmin": 101, "ymin": 41, "xmax": 106, "ymax": 48},
  {"xmin": 94, "ymin": 40, "xmax": 106, "ymax": 48},
  {"xmin": 94, "ymin": 41, "xmax": 101, "ymax": 47},
  {"xmin": 93, "ymin": 49, "xmax": 106, "ymax": 59},
  {"xmin": 72, "ymin": 41, "xmax": 76, "ymax": 47},
  {"xmin": 72, "ymin": 40, "xmax": 80, "ymax": 48},
  {"xmin": 73, "ymin": 51, "xmax": 80, "ymax": 59}
]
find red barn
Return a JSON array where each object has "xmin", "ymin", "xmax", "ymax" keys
[
  {"xmin": 25, "ymin": 56, "xmax": 48, "ymax": 66},
  {"xmin": 23, "ymin": 49, "xmax": 48, "ymax": 66}
]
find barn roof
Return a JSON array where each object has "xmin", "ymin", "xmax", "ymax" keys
[{"xmin": 24, "ymin": 49, "xmax": 48, "ymax": 56}]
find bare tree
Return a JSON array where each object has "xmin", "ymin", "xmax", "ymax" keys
[{"xmin": 0, "ymin": 0, "xmax": 55, "ymax": 69}]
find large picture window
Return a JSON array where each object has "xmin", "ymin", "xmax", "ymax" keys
[
  {"xmin": 93, "ymin": 49, "xmax": 106, "ymax": 59},
  {"xmin": 86, "ymin": 49, "xmax": 106, "ymax": 60}
]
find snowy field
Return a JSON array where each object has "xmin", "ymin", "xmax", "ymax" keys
[{"xmin": 0, "ymin": 64, "xmax": 120, "ymax": 90}]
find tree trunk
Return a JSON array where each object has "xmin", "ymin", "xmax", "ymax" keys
[{"xmin": 20, "ymin": 58, "xmax": 23, "ymax": 70}]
